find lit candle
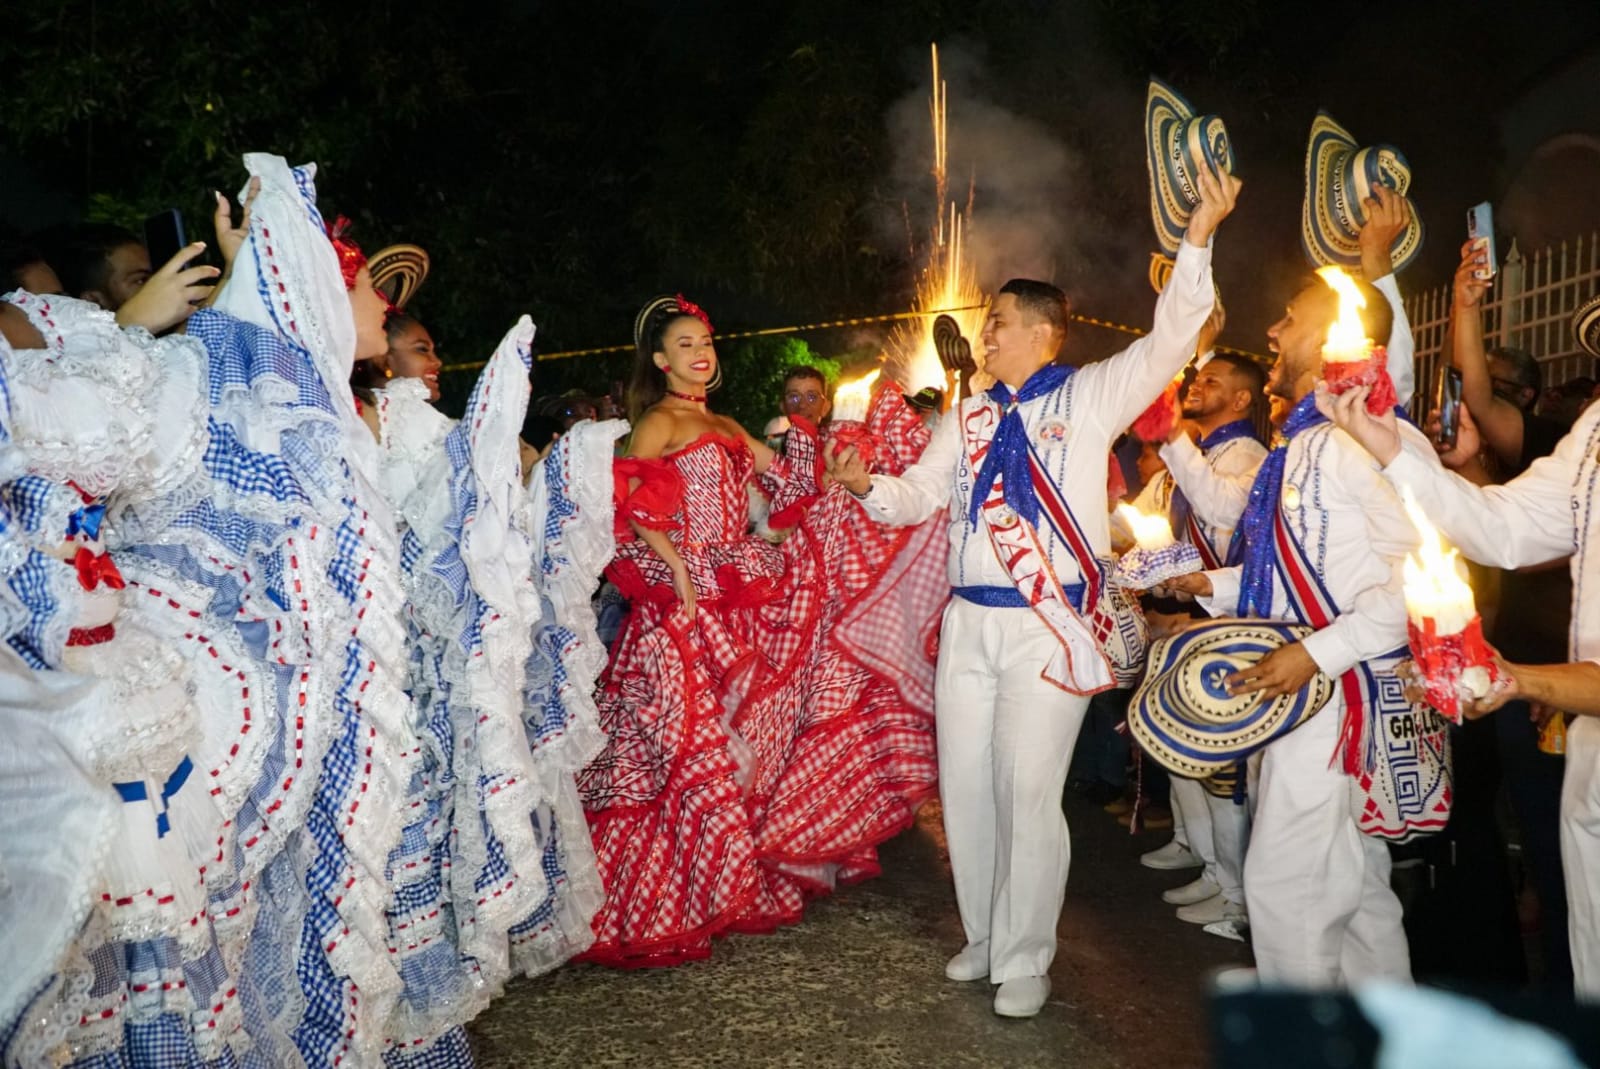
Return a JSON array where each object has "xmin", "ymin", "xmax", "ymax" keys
[
  {"xmin": 832, "ymin": 369, "xmax": 882, "ymax": 423},
  {"xmin": 1399, "ymin": 486, "xmax": 1496, "ymax": 716},
  {"xmin": 1399, "ymin": 489, "xmax": 1475, "ymax": 636},
  {"xmin": 1316, "ymin": 265, "xmax": 1373, "ymax": 366},
  {"xmin": 1116, "ymin": 503, "xmax": 1176, "ymax": 551}
]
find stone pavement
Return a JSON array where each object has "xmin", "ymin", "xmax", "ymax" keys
[{"xmin": 469, "ymin": 794, "xmax": 1249, "ymax": 1068}]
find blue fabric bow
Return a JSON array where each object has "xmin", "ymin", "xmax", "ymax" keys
[
  {"xmin": 1228, "ymin": 394, "xmax": 1327, "ymax": 615},
  {"xmin": 968, "ymin": 364, "xmax": 1074, "ymax": 529},
  {"xmin": 65, "ymin": 501, "xmax": 105, "ymax": 541}
]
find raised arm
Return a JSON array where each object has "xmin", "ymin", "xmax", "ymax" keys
[
  {"xmin": 1448, "ymin": 238, "xmax": 1526, "ymax": 470},
  {"xmin": 1159, "ymin": 433, "xmax": 1265, "ymax": 530},
  {"xmin": 1358, "ymin": 186, "xmax": 1415, "ymax": 407},
  {"xmin": 1319, "ymin": 382, "xmax": 1583, "ymax": 570},
  {"xmin": 1082, "ymin": 165, "xmax": 1238, "ymax": 430}
]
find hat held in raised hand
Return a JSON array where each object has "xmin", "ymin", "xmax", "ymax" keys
[
  {"xmin": 1302, "ymin": 110, "xmax": 1424, "ymax": 272},
  {"xmin": 1145, "ymin": 77, "xmax": 1236, "ymax": 258}
]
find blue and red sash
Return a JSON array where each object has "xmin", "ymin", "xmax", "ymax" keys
[{"xmin": 961, "ymin": 393, "xmax": 1141, "ymax": 694}]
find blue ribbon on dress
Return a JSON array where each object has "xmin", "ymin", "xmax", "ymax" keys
[
  {"xmin": 968, "ymin": 364, "xmax": 1074, "ymax": 529},
  {"xmin": 1228, "ymin": 394, "xmax": 1327, "ymax": 615},
  {"xmin": 113, "ymin": 756, "xmax": 194, "ymax": 839}
]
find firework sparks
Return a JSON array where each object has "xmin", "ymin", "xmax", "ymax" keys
[{"xmin": 885, "ymin": 43, "xmax": 988, "ymax": 392}]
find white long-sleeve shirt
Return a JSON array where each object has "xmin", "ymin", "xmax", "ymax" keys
[
  {"xmin": 1374, "ymin": 273, "xmax": 1415, "ymax": 409},
  {"xmin": 860, "ymin": 238, "xmax": 1216, "ymax": 593},
  {"xmin": 1382, "ymin": 403, "xmax": 1600, "ymax": 666},
  {"xmin": 1198, "ymin": 421, "xmax": 1429, "ymax": 679},
  {"xmin": 1158, "ymin": 432, "xmax": 1269, "ymax": 559}
]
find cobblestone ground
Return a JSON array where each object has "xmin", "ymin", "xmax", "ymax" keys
[{"xmin": 468, "ymin": 794, "xmax": 1249, "ymax": 1068}]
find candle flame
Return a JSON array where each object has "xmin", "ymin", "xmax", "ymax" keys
[
  {"xmin": 1399, "ymin": 486, "xmax": 1476, "ymax": 633},
  {"xmin": 832, "ymin": 369, "xmax": 882, "ymax": 423},
  {"xmin": 1115, "ymin": 503, "xmax": 1175, "ymax": 551},
  {"xmin": 1315, "ymin": 265, "xmax": 1372, "ymax": 365}
]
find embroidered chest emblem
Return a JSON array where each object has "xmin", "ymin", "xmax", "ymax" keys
[
  {"xmin": 1037, "ymin": 418, "xmax": 1070, "ymax": 445},
  {"xmin": 1282, "ymin": 484, "xmax": 1302, "ymax": 511}
]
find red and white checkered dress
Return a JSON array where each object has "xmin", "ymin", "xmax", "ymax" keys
[
  {"xmin": 579, "ymin": 428, "xmax": 830, "ymax": 965},
  {"xmin": 758, "ymin": 388, "xmax": 946, "ymax": 890}
]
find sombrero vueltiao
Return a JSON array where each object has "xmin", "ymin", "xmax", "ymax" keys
[
  {"xmin": 1573, "ymin": 293, "xmax": 1600, "ymax": 359},
  {"xmin": 1129, "ymin": 619, "xmax": 1336, "ymax": 778},
  {"xmin": 1302, "ymin": 111, "xmax": 1424, "ymax": 272},
  {"xmin": 1145, "ymin": 77, "xmax": 1236, "ymax": 258},
  {"xmin": 367, "ymin": 243, "xmax": 431, "ymax": 310}
]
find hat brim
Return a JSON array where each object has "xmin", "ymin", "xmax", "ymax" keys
[
  {"xmin": 1574, "ymin": 294, "xmax": 1600, "ymax": 359},
  {"xmin": 368, "ymin": 244, "xmax": 431, "ymax": 310},
  {"xmin": 1130, "ymin": 619, "xmax": 1335, "ymax": 777},
  {"xmin": 1302, "ymin": 111, "xmax": 1424, "ymax": 272},
  {"xmin": 1146, "ymin": 77, "xmax": 1235, "ymax": 257}
]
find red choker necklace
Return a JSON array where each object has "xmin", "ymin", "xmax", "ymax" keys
[{"xmin": 666, "ymin": 388, "xmax": 707, "ymax": 403}]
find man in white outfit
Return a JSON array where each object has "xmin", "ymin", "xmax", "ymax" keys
[
  {"xmin": 1320, "ymin": 377, "xmax": 1600, "ymax": 1003},
  {"xmin": 1166, "ymin": 265, "xmax": 1430, "ymax": 987},
  {"xmin": 1141, "ymin": 351, "xmax": 1270, "ymax": 925},
  {"xmin": 1150, "ymin": 191, "xmax": 1418, "ymax": 930},
  {"xmin": 827, "ymin": 167, "xmax": 1239, "ymax": 1017}
]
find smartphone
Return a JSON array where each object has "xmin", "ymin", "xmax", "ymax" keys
[
  {"xmin": 1467, "ymin": 201, "xmax": 1496, "ymax": 280},
  {"xmin": 143, "ymin": 208, "xmax": 189, "ymax": 272},
  {"xmin": 1435, "ymin": 365, "xmax": 1463, "ymax": 449}
]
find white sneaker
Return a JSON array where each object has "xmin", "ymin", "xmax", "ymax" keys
[
  {"xmin": 1176, "ymin": 894, "xmax": 1245, "ymax": 925},
  {"xmin": 993, "ymin": 975, "xmax": 1051, "ymax": 1018},
  {"xmin": 1162, "ymin": 875, "xmax": 1221, "ymax": 906},
  {"xmin": 1140, "ymin": 840, "xmax": 1203, "ymax": 870},
  {"xmin": 944, "ymin": 942, "xmax": 989, "ymax": 982}
]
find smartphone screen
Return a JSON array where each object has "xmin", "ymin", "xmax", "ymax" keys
[
  {"xmin": 1436, "ymin": 366, "xmax": 1463, "ymax": 449},
  {"xmin": 1467, "ymin": 201, "xmax": 1496, "ymax": 280},
  {"xmin": 143, "ymin": 209, "xmax": 188, "ymax": 273}
]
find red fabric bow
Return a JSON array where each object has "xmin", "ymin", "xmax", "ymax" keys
[
  {"xmin": 674, "ymin": 293, "xmax": 714, "ymax": 333},
  {"xmin": 73, "ymin": 546, "xmax": 126, "ymax": 591}
]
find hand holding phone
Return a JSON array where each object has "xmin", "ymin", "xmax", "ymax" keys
[
  {"xmin": 1467, "ymin": 202, "xmax": 1496, "ymax": 281},
  {"xmin": 1435, "ymin": 365, "xmax": 1463, "ymax": 449}
]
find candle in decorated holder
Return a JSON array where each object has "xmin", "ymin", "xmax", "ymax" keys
[
  {"xmin": 830, "ymin": 369, "xmax": 881, "ymax": 424},
  {"xmin": 1317, "ymin": 266, "xmax": 1398, "ymax": 415},
  {"xmin": 1399, "ymin": 487, "xmax": 1500, "ymax": 722},
  {"xmin": 1113, "ymin": 503, "xmax": 1201, "ymax": 589}
]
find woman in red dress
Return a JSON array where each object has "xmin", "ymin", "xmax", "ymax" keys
[{"xmin": 580, "ymin": 295, "xmax": 926, "ymax": 965}]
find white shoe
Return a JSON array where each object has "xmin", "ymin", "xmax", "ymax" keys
[
  {"xmin": 1162, "ymin": 875, "xmax": 1220, "ymax": 906},
  {"xmin": 1140, "ymin": 840, "xmax": 1203, "ymax": 870},
  {"xmin": 1176, "ymin": 894, "xmax": 1245, "ymax": 925},
  {"xmin": 944, "ymin": 942, "xmax": 989, "ymax": 982},
  {"xmin": 993, "ymin": 975, "xmax": 1051, "ymax": 1018}
]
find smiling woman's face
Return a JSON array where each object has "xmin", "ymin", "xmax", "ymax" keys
[
  {"xmin": 386, "ymin": 319, "xmax": 443, "ymax": 401},
  {"xmin": 654, "ymin": 315, "xmax": 717, "ymax": 390}
]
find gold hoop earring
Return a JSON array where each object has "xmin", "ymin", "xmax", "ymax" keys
[{"xmin": 707, "ymin": 363, "xmax": 724, "ymax": 392}]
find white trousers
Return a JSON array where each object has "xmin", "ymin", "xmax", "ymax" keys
[
  {"xmin": 1244, "ymin": 697, "xmax": 1410, "ymax": 986},
  {"xmin": 1170, "ymin": 777, "xmax": 1250, "ymax": 904},
  {"xmin": 934, "ymin": 599, "xmax": 1090, "ymax": 984},
  {"xmin": 1562, "ymin": 716, "xmax": 1600, "ymax": 1002}
]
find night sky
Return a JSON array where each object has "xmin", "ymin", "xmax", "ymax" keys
[{"xmin": 5, "ymin": 0, "xmax": 1600, "ymax": 383}]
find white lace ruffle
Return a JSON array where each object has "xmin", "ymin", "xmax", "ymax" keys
[{"xmin": 0, "ymin": 647, "xmax": 118, "ymax": 1034}]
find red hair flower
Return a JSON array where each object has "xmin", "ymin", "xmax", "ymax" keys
[
  {"xmin": 674, "ymin": 293, "xmax": 713, "ymax": 333},
  {"xmin": 325, "ymin": 215, "xmax": 368, "ymax": 292}
]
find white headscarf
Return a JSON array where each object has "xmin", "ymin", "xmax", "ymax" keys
[{"xmin": 211, "ymin": 153, "xmax": 378, "ymax": 481}]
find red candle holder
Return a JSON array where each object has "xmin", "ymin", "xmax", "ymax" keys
[
  {"xmin": 1323, "ymin": 345, "xmax": 1398, "ymax": 415},
  {"xmin": 1405, "ymin": 613, "xmax": 1502, "ymax": 724}
]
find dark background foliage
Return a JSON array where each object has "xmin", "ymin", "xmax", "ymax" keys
[{"xmin": 4, "ymin": 0, "xmax": 1596, "ymax": 429}]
